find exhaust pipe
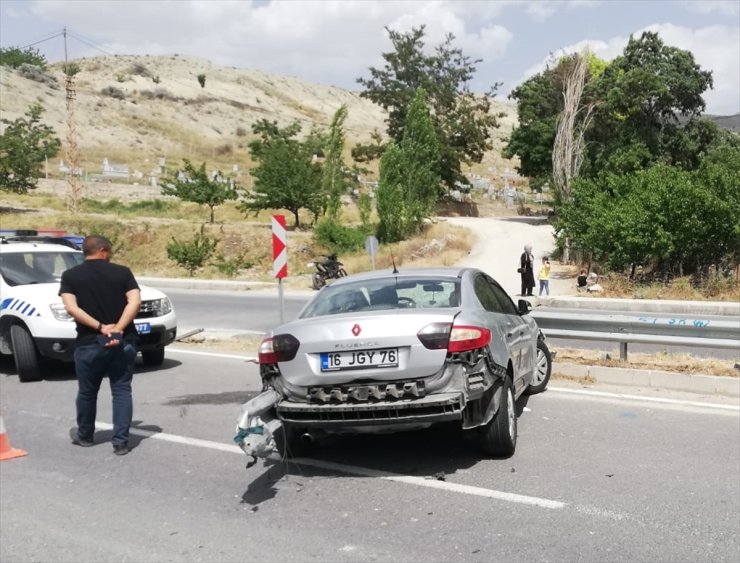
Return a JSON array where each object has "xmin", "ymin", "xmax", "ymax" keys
[{"xmin": 301, "ymin": 432, "xmax": 315, "ymax": 445}]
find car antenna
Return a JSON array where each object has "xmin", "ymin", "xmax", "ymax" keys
[{"xmin": 390, "ymin": 251, "xmax": 399, "ymax": 274}]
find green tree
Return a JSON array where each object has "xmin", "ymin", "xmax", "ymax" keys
[
  {"xmin": 166, "ymin": 225, "xmax": 218, "ymax": 276},
  {"xmin": 376, "ymin": 142, "xmax": 406, "ymax": 243},
  {"xmin": 321, "ymin": 105, "xmax": 349, "ymax": 218},
  {"xmin": 351, "ymin": 129, "xmax": 386, "ymax": 163},
  {"xmin": 358, "ymin": 25, "xmax": 500, "ymax": 192},
  {"xmin": 197, "ymin": 73, "xmax": 206, "ymax": 88},
  {"xmin": 586, "ymin": 31, "xmax": 714, "ymax": 176},
  {"xmin": 559, "ymin": 160, "xmax": 740, "ymax": 276},
  {"xmin": 0, "ymin": 103, "xmax": 61, "ymax": 193},
  {"xmin": 399, "ymin": 88, "xmax": 441, "ymax": 228},
  {"xmin": 374, "ymin": 88, "xmax": 441, "ymax": 242},
  {"xmin": 160, "ymin": 160, "xmax": 239, "ymax": 223},
  {"xmin": 240, "ymin": 121, "xmax": 322, "ymax": 228},
  {"xmin": 0, "ymin": 46, "xmax": 47, "ymax": 69},
  {"xmin": 505, "ymin": 32, "xmax": 717, "ymax": 186},
  {"xmin": 504, "ymin": 54, "xmax": 601, "ymax": 189}
]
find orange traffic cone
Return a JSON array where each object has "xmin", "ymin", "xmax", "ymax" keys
[{"xmin": 0, "ymin": 415, "xmax": 27, "ymax": 461}]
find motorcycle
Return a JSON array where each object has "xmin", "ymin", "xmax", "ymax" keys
[{"xmin": 308, "ymin": 253, "xmax": 347, "ymax": 290}]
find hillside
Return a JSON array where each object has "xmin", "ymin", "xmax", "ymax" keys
[{"xmin": 0, "ymin": 54, "xmax": 519, "ymax": 182}]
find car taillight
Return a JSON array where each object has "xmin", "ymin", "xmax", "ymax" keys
[
  {"xmin": 448, "ymin": 325, "xmax": 491, "ymax": 353},
  {"xmin": 258, "ymin": 334, "xmax": 300, "ymax": 364},
  {"xmin": 417, "ymin": 322, "xmax": 452, "ymax": 349}
]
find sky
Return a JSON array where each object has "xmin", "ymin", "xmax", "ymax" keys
[{"xmin": 1, "ymin": 0, "xmax": 738, "ymax": 115}]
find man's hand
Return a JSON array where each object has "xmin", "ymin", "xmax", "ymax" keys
[{"xmin": 100, "ymin": 324, "xmax": 122, "ymax": 347}]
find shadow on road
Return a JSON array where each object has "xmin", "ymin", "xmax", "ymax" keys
[
  {"xmin": 239, "ymin": 396, "xmax": 534, "ymax": 508},
  {"xmin": 68, "ymin": 420, "xmax": 163, "ymax": 452},
  {"xmin": 164, "ymin": 389, "xmax": 259, "ymax": 406}
]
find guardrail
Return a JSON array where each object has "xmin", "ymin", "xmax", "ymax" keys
[{"xmin": 531, "ymin": 310, "xmax": 740, "ymax": 360}]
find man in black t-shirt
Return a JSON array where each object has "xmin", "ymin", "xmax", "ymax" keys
[{"xmin": 60, "ymin": 235, "xmax": 141, "ymax": 456}]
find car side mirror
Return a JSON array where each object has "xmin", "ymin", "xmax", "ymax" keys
[{"xmin": 518, "ymin": 299, "xmax": 532, "ymax": 315}]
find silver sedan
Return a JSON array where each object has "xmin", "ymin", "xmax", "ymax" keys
[{"xmin": 237, "ymin": 267, "xmax": 551, "ymax": 461}]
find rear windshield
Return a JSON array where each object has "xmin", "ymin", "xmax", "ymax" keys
[
  {"xmin": 300, "ymin": 277, "xmax": 460, "ymax": 318},
  {"xmin": 0, "ymin": 251, "xmax": 83, "ymax": 286}
]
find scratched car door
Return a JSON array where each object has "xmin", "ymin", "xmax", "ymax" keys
[
  {"xmin": 486, "ymin": 276, "xmax": 533, "ymax": 392},
  {"xmin": 472, "ymin": 274, "xmax": 527, "ymax": 387}
]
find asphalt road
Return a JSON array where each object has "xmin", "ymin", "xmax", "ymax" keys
[{"xmin": 1, "ymin": 348, "xmax": 738, "ymax": 563}]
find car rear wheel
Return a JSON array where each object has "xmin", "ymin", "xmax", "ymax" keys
[
  {"xmin": 478, "ymin": 376, "xmax": 517, "ymax": 457},
  {"xmin": 525, "ymin": 339, "xmax": 552, "ymax": 395},
  {"xmin": 141, "ymin": 348, "xmax": 165, "ymax": 366},
  {"xmin": 10, "ymin": 325, "xmax": 42, "ymax": 382}
]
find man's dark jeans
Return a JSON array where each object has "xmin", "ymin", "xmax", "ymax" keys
[{"xmin": 74, "ymin": 340, "xmax": 137, "ymax": 446}]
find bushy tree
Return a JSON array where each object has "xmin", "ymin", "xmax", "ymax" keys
[
  {"xmin": 0, "ymin": 103, "xmax": 61, "ymax": 193},
  {"xmin": 240, "ymin": 120, "xmax": 322, "ymax": 228},
  {"xmin": 506, "ymin": 32, "xmax": 718, "ymax": 186},
  {"xmin": 166, "ymin": 226, "xmax": 218, "ymax": 276},
  {"xmin": 558, "ymin": 156, "xmax": 740, "ymax": 275},
  {"xmin": 358, "ymin": 25, "xmax": 500, "ymax": 192},
  {"xmin": 160, "ymin": 160, "xmax": 239, "ymax": 223},
  {"xmin": 0, "ymin": 46, "xmax": 47, "ymax": 69},
  {"xmin": 585, "ymin": 32, "xmax": 715, "ymax": 176}
]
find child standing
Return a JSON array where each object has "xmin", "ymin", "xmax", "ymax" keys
[{"xmin": 538, "ymin": 257, "xmax": 551, "ymax": 296}]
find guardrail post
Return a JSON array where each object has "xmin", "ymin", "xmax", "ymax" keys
[{"xmin": 619, "ymin": 342, "xmax": 628, "ymax": 361}]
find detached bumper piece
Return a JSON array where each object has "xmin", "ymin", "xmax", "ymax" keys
[
  {"xmin": 277, "ymin": 392, "xmax": 463, "ymax": 427},
  {"xmin": 234, "ymin": 390, "xmax": 283, "ymax": 467}
]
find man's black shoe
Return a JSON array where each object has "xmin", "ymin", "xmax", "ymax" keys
[
  {"xmin": 113, "ymin": 444, "xmax": 130, "ymax": 456},
  {"xmin": 71, "ymin": 434, "xmax": 94, "ymax": 447}
]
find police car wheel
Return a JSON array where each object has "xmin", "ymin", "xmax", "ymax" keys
[
  {"xmin": 10, "ymin": 325, "xmax": 42, "ymax": 382},
  {"xmin": 141, "ymin": 348, "xmax": 165, "ymax": 366}
]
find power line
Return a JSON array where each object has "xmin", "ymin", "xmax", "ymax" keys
[
  {"xmin": 66, "ymin": 29, "xmax": 119, "ymax": 57},
  {"xmin": 17, "ymin": 29, "xmax": 65, "ymax": 50}
]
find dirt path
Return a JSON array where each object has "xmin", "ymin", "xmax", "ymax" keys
[{"xmin": 446, "ymin": 216, "xmax": 575, "ymax": 298}]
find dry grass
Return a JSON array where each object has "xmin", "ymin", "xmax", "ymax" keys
[
  {"xmin": 0, "ymin": 190, "xmax": 472, "ymax": 281},
  {"xmin": 606, "ymin": 273, "xmax": 740, "ymax": 302},
  {"xmin": 553, "ymin": 346, "xmax": 740, "ymax": 377}
]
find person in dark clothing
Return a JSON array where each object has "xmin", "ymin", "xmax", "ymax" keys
[
  {"xmin": 519, "ymin": 244, "xmax": 535, "ymax": 296},
  {"xmin": 60, "ymin": 235, "xmax": 141, "ymax": 456},
  {"xmin": 577, "ymin": 269, "xmax": 588, "ymax": 292}
]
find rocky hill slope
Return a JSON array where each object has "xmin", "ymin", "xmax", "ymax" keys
[{"xmin": 0, "ymin": 54, "xmax": 518, "ymax": 180}]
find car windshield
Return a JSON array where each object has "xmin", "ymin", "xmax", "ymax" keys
[
  {"xmin": 0, "ymin": 251, "xmax": 83, "ymax": 286},
  {"xmin": 300, "ymin": 276, "xmax": 460, "ymax": 318}
]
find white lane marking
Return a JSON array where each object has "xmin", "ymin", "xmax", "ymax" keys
[
  {"xmin": 290, "ymin": 457, "xmax": 565, "ymax": 510},
  {"xmin": 95, "ymin": 421, "xmax": 242, "ymax": 454},
  {"xmin": 167, "ymin": 347, "xmax": 257, "ymax": 361},
  {"xmin": 94, "ymin": 422, "xmax": 564, "ymax": 510},
  {"xmin": 548, "ymin": 386, "xmax": 740, "ymax": 412}
]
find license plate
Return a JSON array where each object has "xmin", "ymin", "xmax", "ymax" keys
[
  {"xmin": 321, "ymin": 348, "xmax": 398, "ymax": 371},
  {"xmin": 135, "ymin": 322, "xmax": 151, "ymax": 335}
]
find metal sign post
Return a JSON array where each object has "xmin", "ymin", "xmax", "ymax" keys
[
  {"xmin": 272, "ymin": 215, "xmax": 288, "ymax": 324},
  {"xmin": 365, "ymin": 235, "xmax": 379, "ymax": 270}
]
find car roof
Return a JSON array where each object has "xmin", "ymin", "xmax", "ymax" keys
[
  {"xmin": 0, "ymin": 241, "xmax": 80, "ymax": 253},
  {"xmin": 328, "ymin": 266, "xmax": 478, "ymax": 286}
]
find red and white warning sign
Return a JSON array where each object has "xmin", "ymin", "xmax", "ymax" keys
[{"xmin": 272, "ymin": 214, "xmax": 287, "ymax": 279}]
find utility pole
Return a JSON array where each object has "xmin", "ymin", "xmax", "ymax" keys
[{"xmin": 63, "ymin": 27, "xmax": 82, "ymax": 213}]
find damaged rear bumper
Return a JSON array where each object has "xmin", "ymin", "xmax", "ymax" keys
[{"xmin": 276, "ymin": 392, "xmax": 464, "ymax": 428}]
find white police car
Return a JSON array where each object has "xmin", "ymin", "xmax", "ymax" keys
[{"xmin": 0, "ymin": 236, "xmax": 177, "ymax": 381}]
